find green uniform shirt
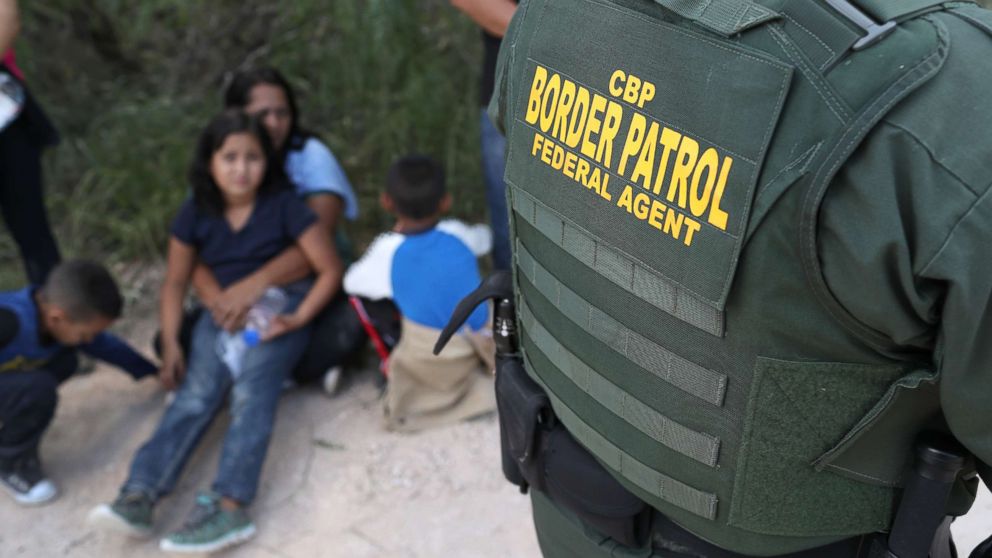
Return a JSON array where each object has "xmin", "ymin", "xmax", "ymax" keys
[{"xmin": 822, "ymin": 89, "xmax": 992, "ymax": 481}]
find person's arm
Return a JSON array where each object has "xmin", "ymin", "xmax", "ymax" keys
[
  {"xmin": 293, "ymin": 139, "xmax": 359, "ymax": 223},
  {"xmin": 198, "ymin": 193, "xmax": 343, "ymax": 331},
  {"xmin": 192, "ymin": 250, "xmax": 308, "ymax": 332},
  {"xmin": 438, "ymin": 219, "xmax": 493, "ymax": 256},
  {"xmin": 158, "ymin": 237, "xmax": 196, "ymax": 390},
  {"xmin": 0, "ymin": 0, "xmax": 19, "ymax": 55},
  {"xmin": 342, "ymin": 232, "xmax": 402, "ymax": 300},
  {"xmin": 190, "ymin": 264, "xmax": 223, "ymax": 313},
  {"xmin": 450, "ymin": 0, "xmax": 517, "ymax": 37},
  {"xmin": 821, "ymin": 122, "xmax": 992, "ymax": 491},
  {"xmin": 922, "ymin": 197, "xmax": 992, "ymax": 491},
  {"xmin": 307, "ymin": 192, "xmax": 344, "ymax": 235},
  {"xmin": 264, "ymin": 224, "xmax": 342, "ymax": 339},
  {"xmin": 80, "ymin": 332, "xmax": 156, "ymax": 380}
]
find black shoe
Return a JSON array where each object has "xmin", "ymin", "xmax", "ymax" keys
[{"xmin": 0, "ymin": 452, "xmax": 58, "ymax": 505}]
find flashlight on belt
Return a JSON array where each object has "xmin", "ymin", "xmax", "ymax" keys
[{"xmin": 880, "ymin": 436, "xmax": 968, "ymax": 558}]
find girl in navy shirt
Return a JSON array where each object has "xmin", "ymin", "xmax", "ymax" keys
[
  {"xmin": 191, "ymin": 67, "xmax": 363, "ymax": 395},
  {"xmin": 90, "ymin": 111, "xmax": 341, "ymax": 553}
]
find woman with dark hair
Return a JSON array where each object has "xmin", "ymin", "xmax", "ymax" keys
[
  {"xmin": 191, "ymin": 67, "xmax": 363, "ymax": 394},
  {"xmin": 90, "ymin": 110, "xmax": 341, "ymax": 553}
]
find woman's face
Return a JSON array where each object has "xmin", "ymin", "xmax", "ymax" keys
[
  {"xmin": 210, "ymin": 132, "xmax": 267, "ymax": 204},
  {"xmin": 244, "ymin": 83, "xmax": 292, "ymax": 151}
]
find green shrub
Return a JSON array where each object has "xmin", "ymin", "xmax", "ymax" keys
[{"xmin": 2, "ymin": 0, "xmax": 483, "ymax": 288}]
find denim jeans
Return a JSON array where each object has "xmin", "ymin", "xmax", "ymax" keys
[
  {"xmin": 480, "ymin": 108, "xmax": 511, "ymax": 271},
  {"xmin": 123, "ymin": 294, "xmax": 310, "ymax": 505}
]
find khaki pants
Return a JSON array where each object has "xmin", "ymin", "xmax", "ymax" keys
[{"xmin": 383, "ymin": 318, "xmax": 496, "ymax": 432}]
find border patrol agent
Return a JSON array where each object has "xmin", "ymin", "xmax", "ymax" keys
[{"xmin": 442, "ymin": 0, "xmax": 992, "ymax": 556}]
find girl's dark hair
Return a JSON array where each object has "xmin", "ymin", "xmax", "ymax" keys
[
  {"xmin": 187, "ymin": 110, "xmax": 288, "ymax": 215},
  {"xmin": 223, "ymin": 67, "xmax": 313, "ymax": 153}
]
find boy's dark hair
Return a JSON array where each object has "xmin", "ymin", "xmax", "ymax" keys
[
  {"xmin": 386, "ymin": 155, "xmax": 446, "ymax": 220},
  {"xmin": 41, "ymin": 260, "xmax": 123, "ymax": 321},
  {"xmin": 188, "ymin": 109, "xmax": 288, "ymax": 216},
  {"xmin": 223, "ymin": 67, "xmax": 313, "ymax": 153}
]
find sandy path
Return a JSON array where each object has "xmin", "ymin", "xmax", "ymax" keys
[{"xmin": 0, "ymin": 362, "xmax": 540, "ymax": 557}]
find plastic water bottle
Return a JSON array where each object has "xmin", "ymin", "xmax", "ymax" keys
[
  {"xmin": 0, "ymin": 73, "xmax": 25, "ymax": 131},
  {"xmin": 215, "ymin": 288, "xmax": 289, "ymax": 378}
]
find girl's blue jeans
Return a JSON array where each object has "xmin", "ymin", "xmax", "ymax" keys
[{"xmin": 122, "ymin": 296, "xmax": 310, "ymax": 505}]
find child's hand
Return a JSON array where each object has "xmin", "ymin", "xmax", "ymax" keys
[
  {"xmin": 158, "ymin": 343, "xmax": 186, "ymax": 390},
  {"xmin": 207, "ymin": 277, "xmax": 268, "ymax": 331},
  {"xmin": 263, "ymin": 313, "xmax": 306, "ymax": 341},
  {"xmin": 209, "ymin": 279, "xmax": 265, "ymax": 332}
]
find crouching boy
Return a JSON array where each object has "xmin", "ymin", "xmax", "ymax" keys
[{"xmin": 0, "ymin": 259, "xmax": 153, "ymax": 504}]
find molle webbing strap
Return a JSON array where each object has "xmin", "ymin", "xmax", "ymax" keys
[
  {"xmin": 519, "ymin": 299, "xmax": 722, "ymax": 466},
  {"xmin": 522, "ymin": 351, "xmax": 720, "ymax": 520},
  {"xmin": 652, "ymin": 0, "xmax": 779, "ymax": 36},
  {"xmin": 510, "ymin": 185, "xmax": 725, "ymax": 337},
  {"xmin": 516, "ymin": 240, "xmax": 728, "ymax": 407}
]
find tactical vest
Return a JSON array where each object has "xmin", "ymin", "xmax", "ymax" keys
[
  {"xmin": 496, "ymin": 0, "xmax": 986, "ymax": 554},
  {"xmin": 0, "ymin": 288, "xmax": 60, "ymax": 373}
]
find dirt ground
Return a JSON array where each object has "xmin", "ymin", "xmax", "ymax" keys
[
  {"xmin": 0, "ymin": 306, "xmax": 988, "ymax": 557},
  {"xmin": 0, "ymin": 359, "xmax": 540, "ymax": 558}
]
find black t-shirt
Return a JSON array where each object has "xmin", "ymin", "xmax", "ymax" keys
[
  {"xmin": 170, "ymin": 189, "xmax": 317, "ymax": 288},
  {"xmin": 481, "ymin": 31, "xmax": 502, "ymax": 107},
  {"xmin": 479, "ymin": 1, "xmax": 519, "ymax": 107}
]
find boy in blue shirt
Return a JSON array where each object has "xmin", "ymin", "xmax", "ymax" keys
[
  {"xmin": 344, "ymin": 155, "xmax": 496, "ymax": 431},
  {"xmin": 0, "ymin": 259, "xmax": 155, "ymax": 505}
]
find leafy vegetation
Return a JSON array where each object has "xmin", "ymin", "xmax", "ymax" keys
[
  {"xmin": 2, "ymin": 1, "xmax": 990, "ymax": 290},
  {"xmin": 1, "ymin": 0, "xmax": 483, "ymax": 287}
]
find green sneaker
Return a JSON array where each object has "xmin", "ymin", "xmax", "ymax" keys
[
  {"xmin": 159, "ymin": 492, "xmax": 256, "ymax": 554},
  {"xmin": 87, "ymin": 491, "xmax": 154, "ymax": 538}
]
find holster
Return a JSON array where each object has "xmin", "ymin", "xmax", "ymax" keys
[
  {"xmin": 495, "ymin": 354, "xmax": 652, "ymax": 548},
  {"xmin": 494, "ymin": 354, "xmax": 550, "ymax": 491}
]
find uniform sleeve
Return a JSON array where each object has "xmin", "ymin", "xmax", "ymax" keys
[
  {"xmin": 281, "ymin": 190, "xmax": 318, "ymax": 239},
  {"xmin": 169, "ymin": 198, "xmax": 199, "ymax": 245},
  {"xmin": 342, "ymin": 232, "xmax": 403, "ymax": 300},
  {"xmin": 919, "ymin": 190, "xmax": 992, "ymax": 478},
  {"xmin": 436, "ymin": 219, "xmax": 492, "ymax": 257},
  {"xmin": 821, "ymin": 121, "xmax": 992, "ymax": 488},
  {"xmin": 292, "ymin": 139, "xmax": 360, "ymax": 221}
]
